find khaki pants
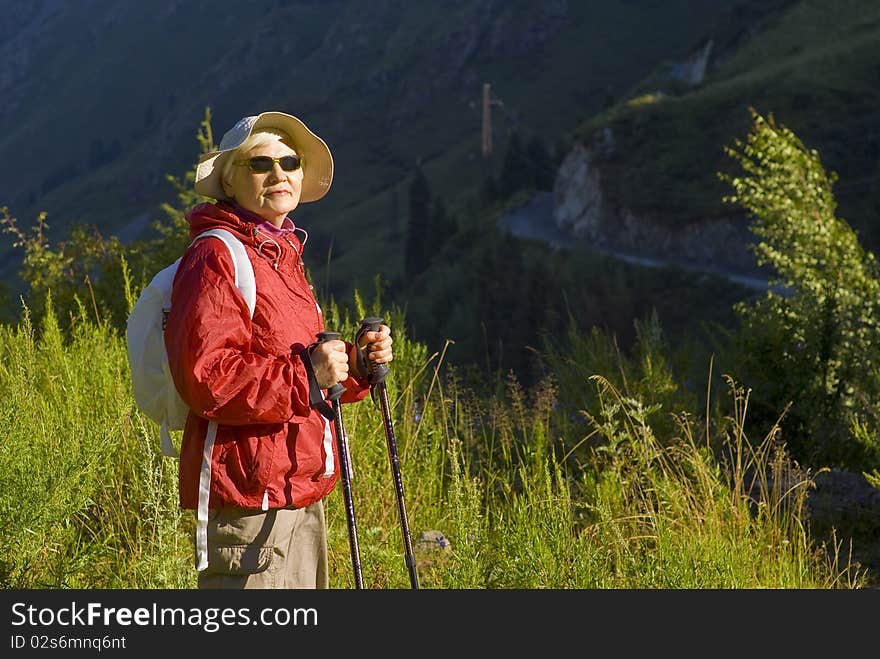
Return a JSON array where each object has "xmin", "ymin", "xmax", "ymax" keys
[{"xmin": 197, "ymin": 501, "xmax": 329, "ymax": 589}]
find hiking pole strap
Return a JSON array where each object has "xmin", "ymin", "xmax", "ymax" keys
[{"xmin": 298, "ymin": 340, "xmax": 338, "ymax": 421}]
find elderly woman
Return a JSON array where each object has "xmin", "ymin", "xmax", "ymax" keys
[{"xmin": 164, "ymin": 111, "xmax": 392, "ymax": 589}]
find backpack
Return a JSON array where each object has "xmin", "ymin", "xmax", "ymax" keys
[{"xmin": 126, "ymin": 228, "xmax": 256, "ymax": 457}]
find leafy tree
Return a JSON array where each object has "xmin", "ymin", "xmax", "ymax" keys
[
  {"xmin": 0, "ymin": 208, "xmax": 127, "ymax": 329},
  {"xmin": 720, "ymin": 109, "xmax": 880, "ymax": 470}
]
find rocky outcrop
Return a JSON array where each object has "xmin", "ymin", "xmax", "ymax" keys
[
  {"xmin": 552, "ymin": 140, "xmax": 760, "ymax": 275},
  {"xmin": 553, "ymin": 143, "xmax": 603, "ymax": 238},
  {"xmin": 671, "ymin": 39, "xmax": 714, "ymax": 87}
]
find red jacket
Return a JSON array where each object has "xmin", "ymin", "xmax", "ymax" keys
[{"xmin": 165, "ymin": 201, "xmax": 369, "ymax": 510}]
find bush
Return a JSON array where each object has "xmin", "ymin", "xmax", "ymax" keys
[{"xmin": 720, "ymin": 109, "xmax": 880, "ymax": 471}]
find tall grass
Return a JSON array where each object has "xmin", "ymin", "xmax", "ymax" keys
[
  {"xmin": 0, "ymin": 291, "xmax": 865, "ymax": 589},
  {"xmin": 0, "ymin": 297, "xmax": 192, "ymax": 588}
]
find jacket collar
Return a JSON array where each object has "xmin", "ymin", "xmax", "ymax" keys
[{"xmin": 186, "ymin": 201, "xmax": 306, "ymax": 254}]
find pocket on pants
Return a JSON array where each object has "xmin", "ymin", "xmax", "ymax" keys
[
  {"xmin": 203, "ymin": 508, "xmax": 278, "ymax": 577},
  {"xmin": 207, "ymin": 544, "xmax": 273, "ymax": 575}
]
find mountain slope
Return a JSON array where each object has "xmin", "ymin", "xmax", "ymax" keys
[
  {"xmin": 571, "ymin": 0, "xmax": 880, "ymax": 257},
  {"xmin": 1, "ymin": 0, "xmax": 743, "ymax": 296}
]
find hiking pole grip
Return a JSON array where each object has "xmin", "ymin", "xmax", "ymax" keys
[
  {"xmin": 315, "ymin": 330, "xmax": 346, "ymax": 401},
  {"xmin": 358, "ymin": 317, "xmax": 390, "ymax": 384},
  {"xmin": 316, "ymin": 329, "xmax": 364, "ymax": 589}
]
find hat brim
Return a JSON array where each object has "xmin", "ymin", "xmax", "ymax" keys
[{"xmin": 194, "ymin": 111, "xmax": 333, "ymax": 203}]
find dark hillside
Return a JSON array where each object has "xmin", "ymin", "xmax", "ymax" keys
[
  {"xmin": 0, "ymin": 0, "xmax": 743, "ymax": 296},
  {"xmin": 3, "ymin": 0, "xmax": 876, "ymax": 383}
]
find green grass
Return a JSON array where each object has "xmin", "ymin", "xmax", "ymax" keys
[
  {"xmin": 0, "ymin": 288, "xmax": 866, "ymax": 589},
  {"xmin": 0, "ymin": 299, "xmax": 192, "ymax": 588}
]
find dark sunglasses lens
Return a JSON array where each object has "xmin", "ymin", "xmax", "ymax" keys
[
  {"xmin": 248, "ymin": 156, "xmax": 274, "ymax": 173},
  {"xmin": 279, "ymin": 155, "xmax": 301, "ymax": 171}
]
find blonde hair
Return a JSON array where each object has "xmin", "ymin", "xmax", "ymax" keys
[{"xmin": 220, "ymin": 129, "xmax": 298, "ymax": 192}]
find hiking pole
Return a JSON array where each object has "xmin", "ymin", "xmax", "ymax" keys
[
  {"xmin": 357, "ymin": 317, "xmax": 420, "ymax": 589},
  {"xmin": 316, "ymin": 330, "xmax": 364, "ymax": 589}
]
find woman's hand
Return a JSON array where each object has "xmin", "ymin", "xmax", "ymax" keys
[
  {"xmin": 350, "ymin": 324, "xmax": 393, "ymax": 378},
  {"xmin": 310, "ymin": 339, "xmax": 350, "ymax": 388}
]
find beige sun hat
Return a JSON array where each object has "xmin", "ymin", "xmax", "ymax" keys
[{"xmin": 194, "ymin": 111, "xmax": 334, "ymax": 203}]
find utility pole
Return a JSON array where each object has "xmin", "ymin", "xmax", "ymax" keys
[
  {"xmin": 481, "ymin": 82, "xmax": 504, "ymax": 158},
  {"xmin": 482, "ymin": 83, "xmax": 492, "ymax": 158}
]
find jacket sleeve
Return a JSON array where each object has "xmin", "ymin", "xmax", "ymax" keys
[{"xmin": 164, "ymin": 238, "xmax": 314, "ymax": 425}]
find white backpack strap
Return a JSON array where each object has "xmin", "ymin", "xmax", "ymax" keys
[
  {"xmin": 195, "ymin": 228, "xmax": 256, "ymax": 318},
  {"xmin": 195, "ymin": 420, "xmax": 220, "ymax": 571}
]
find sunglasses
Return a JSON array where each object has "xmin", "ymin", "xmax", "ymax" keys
[{"xmin": 233, "ymin": 155, "xmax": 303, "ymax": 173}]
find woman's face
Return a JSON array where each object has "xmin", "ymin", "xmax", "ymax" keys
[{"xmin": 223, "ymin": 139, "xmax": 304, "ymax": 227}]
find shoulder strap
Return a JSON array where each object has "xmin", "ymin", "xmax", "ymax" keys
[
  {"xmin": 193, "ymin": 228, "xmax": 256, "ymax": 318},
  {"xmin": 159, "ymin": 229, "xmax": 256, "ymax": 457}
]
